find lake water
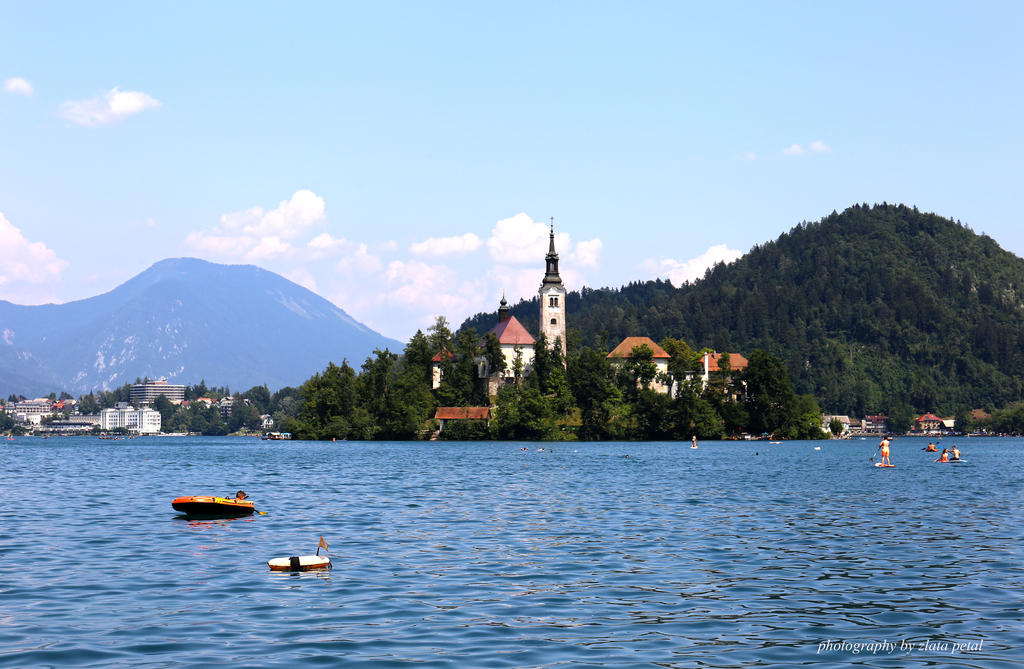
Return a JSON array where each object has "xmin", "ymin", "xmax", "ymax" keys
[{"xmin": 1, "ymin": 436, "xmax": 1021, "ymax": 667}]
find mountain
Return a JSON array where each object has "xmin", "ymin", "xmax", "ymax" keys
[
  {"xmin": 462, "ymin": 204, "xmax": 1024, "ymax": 417},
  {"xmin": 0, "ymin": 258, "xmax": 401, "ymax": 396}
]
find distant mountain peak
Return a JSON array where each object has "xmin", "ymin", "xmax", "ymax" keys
[{"xmin": 0, "ymin": 258, "xmax": 401, "ymax": 396}]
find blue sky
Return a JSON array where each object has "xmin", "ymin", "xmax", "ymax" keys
[{"xmin": 2, "ymin": 2, "xmax": 1022, "ymax": 341}]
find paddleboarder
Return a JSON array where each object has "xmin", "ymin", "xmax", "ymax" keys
[{"xmin": 878, "ymin": 437, "xmax": 892, "ymax": 466}]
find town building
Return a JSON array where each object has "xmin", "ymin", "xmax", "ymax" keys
[
  {"xmin": 858, "ymin": 414, "xmax": 889, "ymax": 434},
  {"xmin": 130, "ymin": 379, "xmax": 185, "ymax": 406},
  {"xmin": 38, "ymin": 416, "xmax": 101, "ymax": 434},
  {"xmin": 99, "ymin": 402, "xmax": 161, "ymax": 434},
  {"xmin": 822, "ymin": 414, "xmax": 852, "ymax": 436},
  {"xmin": 606, "ymin": 337, "xmax": 672, "ymax": 394},
  {"xmin": 10, "ymin": 399, "xmax": 54, "ymax": 425},
  {"xmin": 915, "ymin": 413, "xmax": 944, "ymax": 434}
]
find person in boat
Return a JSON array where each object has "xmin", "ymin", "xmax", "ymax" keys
[
  {"xmin": 936, "ymin": 448, "xmax": 950, "ymax": 462},
  {"xmin": 925, "ymin": 442, "xmax": 938, "ymax": 452},
  {"xmin": 691, "ymin": 435, "xmax": 698, "ymax": 449},
  {"xmin": 951, "ymin": 445, "xmax": 961, "ymax": 461},
  {"xmin": 878, "ymin": 438, "xmax": 891, "ymax": 465},
  {"xmin": 235, "ymin": 490, "xmax": 248, "ymax": 500}
]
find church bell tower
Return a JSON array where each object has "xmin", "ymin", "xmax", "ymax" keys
[{"xmin": 539, "ymin": 218, "xmax": 567, "ymax": 358}]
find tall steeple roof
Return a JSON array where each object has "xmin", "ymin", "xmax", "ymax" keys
[{"xmin": 542, "ymin": 217, "xmax": 562, "ymax": 286}]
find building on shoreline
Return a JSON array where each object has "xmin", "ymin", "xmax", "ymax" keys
[
  {"xmin": 99, "ymin": 402, "xmax": 161, "ymax": 434},
  {"xmin": 130, "ymin": 379, "xmax": 185, "ymax": 406},
  {"xmin": 8, "ymin": 399, "xmax": 54, "ymax": 425}
]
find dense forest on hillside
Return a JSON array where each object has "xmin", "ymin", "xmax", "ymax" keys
[{"xmin": 463, "ymin": 204, "xmax": 1024, "ymax": 418}]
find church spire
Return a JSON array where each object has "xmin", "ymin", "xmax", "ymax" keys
[
  {"xmin": 543, "ymin": 216, "xmax": 562, "ymax": 286},
  {"xmin": 498, "ymin": 294, "xmax": 510, "ymax": 322}
]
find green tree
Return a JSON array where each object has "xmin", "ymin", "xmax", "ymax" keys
[
  {"xmin": 295, "ymin": 361, "xmax": 360, "ymax": 439},
  {"xmin": 743, "ymin": 349, "xmax": 798, "ymax": 437},
  {"xmin": 490, "ymin": 384, "xmax": 554, "ymax": 440},
  {"xmin": 482, "ymin": 332, "xmax": 506, "ymax": 378},
  {"xmin": 568, "ymin": 347, "xmax": 622, "ymax": 440},
  {"xmin": 78, "ymin": 393, "xmax": 99, "ymax": 414}
]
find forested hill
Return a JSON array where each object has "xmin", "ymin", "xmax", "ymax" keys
[{"xmin": 462, "ymin": 204, "xmax": 1024, "ymax": 418}]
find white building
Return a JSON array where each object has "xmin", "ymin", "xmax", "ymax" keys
[
  {"xmin": 11, "ymin": 399, "xmax": 53, "ymax": 425},
  {"xmin": 99, "ymin": 402, "xmax": 161, "ymax": 434},
  {"xmin": 130, "ymin": 379, "xmax": 185, "ymax": 406},
  {"xmin": 477, "ymin": 297, "xmax": 537, "ymax": 396}
]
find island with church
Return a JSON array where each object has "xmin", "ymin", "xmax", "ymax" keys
[{"xmin": 283, "ymin": 222, "xmax": 824, "ymax": 442}]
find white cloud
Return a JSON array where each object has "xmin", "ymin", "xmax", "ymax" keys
[
  {"xmin": 487, "ymin": 213, "xmax": 569, "ymax": 264},
  {"xmin": 308, "ymin": 233, "xmax": 345, "ymax": 251},
  {"xmin": 411, "ymin": 232, "xmax": 482, "ymax": 257},
  {"xmin": 3, "ymin": 77, "xmax": 33, "ymax": 96},
  {"xmin": 783, "ymin": 140, "xmax": 831, "ymax": 156},
  {"xmin": 335, "ymin": 243, "xmax": 382, "ymax": 273},
  {"xmin": 645, "ymin": 244, "xmax": 743, "ymax": 286},
  {"xmin": 60, "ymin": 86, "xmax": 161, "ymax": 126},
  {"xmin": 570, "ymin": 238, "xmax": 603, "ymax": 268},
  {"xmin": 0, "ymin": 211, "xmax": 69, "ymax": 301},
  {"xmin": 185, "ymin": 189, "xmax": 327, "ymax": 262}
]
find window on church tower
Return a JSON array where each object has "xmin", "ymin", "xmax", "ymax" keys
[{"xmin": 550, "ymin": 318, "xmax": 557, "ymax": 325}]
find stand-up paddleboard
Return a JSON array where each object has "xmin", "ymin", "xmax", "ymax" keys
[
  {"xmin": 268, "ymin": 555, "xmax": 331, "ymax": 571},
  {"xmin": 874, "ymin": 463, "xmax": 895, "ymax": 467}
]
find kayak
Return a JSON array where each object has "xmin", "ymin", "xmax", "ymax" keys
[
  {"xmin": 268, "ymin": 555, "xmax": 331, "ymax": 571},
  {"xmin": 172, "ymin": 495, "xmax": 255, "ymax": 516}
]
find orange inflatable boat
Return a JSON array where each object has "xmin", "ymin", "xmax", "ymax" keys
[{"xmin": 172, "ymin": 495, "xmax": 255, "ymax": 517}]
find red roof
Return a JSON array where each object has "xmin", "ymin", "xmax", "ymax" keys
[
  {"xmin": 916, "ymin": 413, "xmax": 942, "ymax": 422},
  {"xmin": 434, "ymin": 407, "xmax": 491, "ymax": 420},
  {"xmin": 705, "ymin": 352, "xmax": 749, "ymax": 372},
  {"xmin": 488, "ymin": 316, "xmax": 535, "ymax": 346},
  {"xmin": 431, "ymin": 350, "xmax": 454, "ymax": 362},
  {"xmin": 607, "ymin": 337, "xmax": 670, "ymax": 359}
]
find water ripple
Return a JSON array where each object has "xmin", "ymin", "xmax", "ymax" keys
[{"xmin": 0, "ymin": 437, "xmax": 1020, "ymax": 666}]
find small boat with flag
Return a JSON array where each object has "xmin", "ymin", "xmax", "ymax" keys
[{"xmin": 172, "ymin": 492, "xmax": 255, "ymax": 517}]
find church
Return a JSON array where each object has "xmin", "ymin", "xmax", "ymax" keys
[{"xmin": 432, "ymin": 222, "xmax": 567, "ymax": 396}]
